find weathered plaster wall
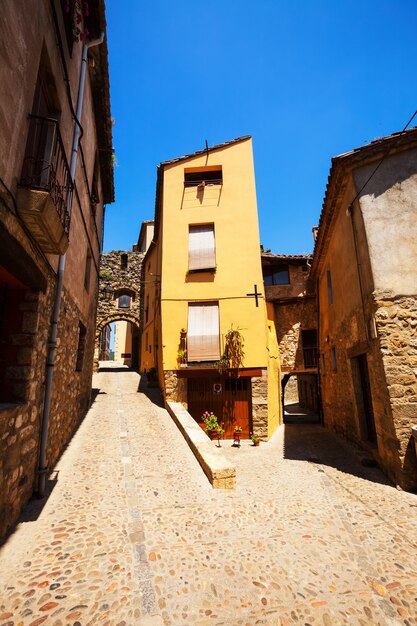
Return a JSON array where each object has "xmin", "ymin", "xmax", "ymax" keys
[
  {"xmin": 355, "ymin": 149, "xmax": 417, "ymax": 296},
  {"xmin": 317, "ymin": 163, "xmax": 417, "ymax": 489}
]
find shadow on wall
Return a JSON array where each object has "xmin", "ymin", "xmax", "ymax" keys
[
  {"xmin": 137, "ymin": 375, "xmax": 164, "ymax": 407},
  {"xmin": 283, "ymin": 423, "xmax": 393, "ymax": 487}
]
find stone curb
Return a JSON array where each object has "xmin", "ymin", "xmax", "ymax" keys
[{"xmin": 166, "ymin": 401, "xmax": 236, "ymax": 489}]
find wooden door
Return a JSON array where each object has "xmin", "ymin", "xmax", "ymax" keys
[
  {"xmin": 223, "ymin": 377, "xmax": 251, "ymax": 438},
  {"xmin": 187, "ymin": 376, "xmax": 251, "ymax": 438},
  {"xmin": 187, "ymin": 377, "xmax": 223, "ymax": 429}
]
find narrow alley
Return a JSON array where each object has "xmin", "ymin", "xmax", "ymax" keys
[{"xmin": 0, "ymin": 365, "xmax": 416, "ymax": 626}]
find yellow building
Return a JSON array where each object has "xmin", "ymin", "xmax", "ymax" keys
[
  {"xmin": 141, "ymin": 136, "xmax": 280, "ymax": 439},
  {"xmin": 114, "ymin": 321, "xmax": 133, "ymax": 366}
]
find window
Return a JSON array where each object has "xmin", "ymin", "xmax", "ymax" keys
[
  {"xmin": 301, "ymin": 329, "xmax": 318, "ymax": 368},
  {"xmin": 91, "ymin": 152, "xmax": 100, "ymax": 216},
  {"xmin": 331, "ymin": 346, "xmax": 337, "ymax": 371},
  {"xmin": 327, "ymin": 266, "xmax": 333, "ymax": 304},
  {"xmin": 145, "ymin": 295, "xmax": 149, "ymax": 323},
  {"xmin": 21, "ymin": 71, "xmax": 61, "ymax": 190},
  {"xmin": 184, "ymin": 166, "xmax": 222, "ymax": 187},
  {"xmin": 188, "ymin": 224, "xmax": 216, "ymax": 271},
  {"xmin": 121, "ymin": 254, "xmax": 128, "ymax": 270},
  {"xmin": 118, "ymin": 295, "xmax": 131, "ymax": 309},
  {"xmin": 76, "ymin": 322, "xmax": 86, "ymax": 371},
  {"xmin": 263, "ymin": 264, "xmax": 290, "ymax": 285},
  {"xmin": 84, "ymin": 251, "xmax": 92, "ymax": 291},
  {"xmin": 187, "ymin": 302, "xmax": 220, "ymax": 362}
]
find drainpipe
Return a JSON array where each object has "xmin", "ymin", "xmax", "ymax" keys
[{"xmin": 38, "ymin": 34, "xmax": 105, "ymax": 498}]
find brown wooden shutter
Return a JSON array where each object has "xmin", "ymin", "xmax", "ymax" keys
[{"xmin": 187, "ymin": 303, "xmax": 220, "ymax": 361}]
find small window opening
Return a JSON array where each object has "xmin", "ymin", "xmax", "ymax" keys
[
  {"xmin": 121, "ymin": 254, "xmax": 128, "ymax": 270},
  {"xmin": 263, "ymin": 264, "xmax": 290, "ymax": 286},
  {"xmin": 118, "ymin": 295, "xmax": 131, "ymax": 309},
  {"xmin": 145, "ymin": 295, "xmax": 149, "ymax": 323},
  {"xmin": 331, "ymin": 346, "xmax": 337, "ymax": 371},
  {"xmin": 327, "ymin": 267, "xmax": 333, "ymax": 304},
  {"xmin": 76, "ymin": 322, "xmax": 87, "ymax": 371},
  {"xmin": 184, "ymin": 166, "xmax": 222, "ymax": 187},
  {"xmin": 84, "ymin": 251, "xmax": 92, "ymax": 291}
]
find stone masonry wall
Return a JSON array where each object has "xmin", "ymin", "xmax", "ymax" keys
[
  {"xmin": 0, "ymin": 285, "xmax": 53, "ymax": 539},
  {"xmin": 374, "ymin": 294, "xmax": 417, "ymax": 489},
  {"xmin": 96, "ymin": 250, "xmax": 143, "ymax": 366},
  {"xmin": 251, "ymin": 374, "xmax": 268, "ymax": 439},
  {"xmin": 0, "ymin": 280, "xmax": 98, "ymax": 539},
  {"xmin": 45, "ymin": 287, "xmax": 97, "ymax": 470},
  {"xmin": 163, "ymin": 370, "xmax": 187, "ymax": 405},
  {"xmin": 274, "ymin": 298, "xmax": 317, "ymax": 370}
]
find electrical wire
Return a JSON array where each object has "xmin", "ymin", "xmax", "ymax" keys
[{"xmin": 349, "ymin": 108, "xmax": 417, "ymax": 209}]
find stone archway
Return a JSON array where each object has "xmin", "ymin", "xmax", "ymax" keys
[{"xmin": 95, "ymin": 249, "xmax": 143, "ymax": 370}]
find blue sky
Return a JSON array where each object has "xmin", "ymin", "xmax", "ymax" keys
[{"xmin": 103, "ymin": 1, "xmax": 417, "ymax": 254}]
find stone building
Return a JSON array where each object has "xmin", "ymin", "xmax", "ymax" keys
[
  {"xmin": 0, "ymin": 0, "xmax": 113, "ymax": 539},
  {"xmin": 140, "ymin": 137, "xmax": 280, "ymax": 440},
  {"xmin": 262, "ymin": 253, "xmax": 318, "ymax": 414},
  {"xmin": 309, "ymin": 128, "xmax": 417, "ymax": 490},
  {"xmin": 96, "ymin": 249, "xmax": 143, "ymax": 370}
]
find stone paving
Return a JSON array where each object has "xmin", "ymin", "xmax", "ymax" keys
[{"xmin": 0, "ymin": 364, "xmax": 417, "ymax": 626}]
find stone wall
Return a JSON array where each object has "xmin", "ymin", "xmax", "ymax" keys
[
  {"xmin": 96, "ymin": 250, "xmax": 143, "ymax": 367},
  {"xmin": 45, "ymin": 287, "xmax": 98, "ymax": 469},
  {"xmin": 274, "ymin": 297, "xmax": 317, "ymax": 370},
  {"xmin": 374, "ymin": 294, "xmax": 417, "ymax": 489},
  {"xmin": 0, "ymin": 280, "xmax": 97, "ymax": 539},
  {"xmin": 251, "ymin": 374, "xmax": 268, "ymax": 439},
  {"xmin": 0, "ymin": 284, "xmax": 52, "ymax": 538},
  {"xmin": 163, "ymin": 370, "xmax": 187, "ymax": 405}
]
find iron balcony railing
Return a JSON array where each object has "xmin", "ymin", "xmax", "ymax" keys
[
  {"xmin": 184, "ymin": 178, "xmax": 223, "ymax": 188},
  {"xmin": 303, "ymin": 346, "xmax": 318, "ymax": 368},
  {"xmin": 20, "ymin": 115, "xmax": 72, "ymax": 234}
]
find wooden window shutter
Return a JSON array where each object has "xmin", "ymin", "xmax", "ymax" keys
[
  {"xmin": 187, "ymin": 303, "xmax": 220, "ymax": 361},
  {"xmin": 188, "ymin": 225, "xmax": 215, "ymax": 271}
]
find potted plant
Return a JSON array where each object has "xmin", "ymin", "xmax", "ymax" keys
[
  {"xmin": 177, "ymin": 348, "xmax": 187, "ymax": 364},
  {"xmin": 202, "ymin": 411, "xmax": 220, "ymax": 440},
  {"xmin": 233, "ymin": 425, "xmax": 242, "ymax": 441},
  {"xmin": 251, "ymin": 433, "xmax": 260, "ymax": 447}
]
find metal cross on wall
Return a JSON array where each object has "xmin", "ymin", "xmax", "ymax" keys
[{"xmin": 246, "ymin": 284, "xmax": 263, "ymax": 307}]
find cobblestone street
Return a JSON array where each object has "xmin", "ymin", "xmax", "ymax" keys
[{"xmin": 1, "ymin": 364, "xmax": 417, "ymax": 626}]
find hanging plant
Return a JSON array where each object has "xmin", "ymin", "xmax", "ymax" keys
[
  {"xmin": 224, "ymin": 326, "xmax": 245, "ymax": 369},
  {"xmin": 64, "ymin": 0, "xmax": 90, "ymax": 41},
  {"xmin": 216, "ymin": 326, "xmax": 245, "ymax": 373}
]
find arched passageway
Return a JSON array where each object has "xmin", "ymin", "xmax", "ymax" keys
[
  {"xmin": 95, "ymin": 249, "xmax": 143, "ymax": 370},
  {"xmin": 282, "ymin": 372, "xmax": 320, "ymax": 424}
]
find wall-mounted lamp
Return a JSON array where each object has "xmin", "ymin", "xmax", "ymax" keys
[{"xmin": 102, "ymin": 285, "xmax": 114, "ymax": 301}]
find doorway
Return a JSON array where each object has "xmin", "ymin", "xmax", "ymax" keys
[
  {"xmin": 187, "ymin": 376, "xmax": 252, "ymax": 438},
  {"xmin": 351, "ymin": 354, "xmax": 377, "ymax": 445}
]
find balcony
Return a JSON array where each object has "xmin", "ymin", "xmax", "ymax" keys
[{"xmin": 17, "ymin": 115, "xmax": 72, "ymax": 255}]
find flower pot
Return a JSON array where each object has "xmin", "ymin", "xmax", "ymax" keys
[
  {"xmin": 234, "ymin": 432, "xmax": 241, "ymax": 440},
  {"xmin": 208, "ymin": 429, "xmax": 218, "ymax": 440},
  {"xmin": 253, "ymin": 440, "xmax": 260, "ymax": 447}
]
